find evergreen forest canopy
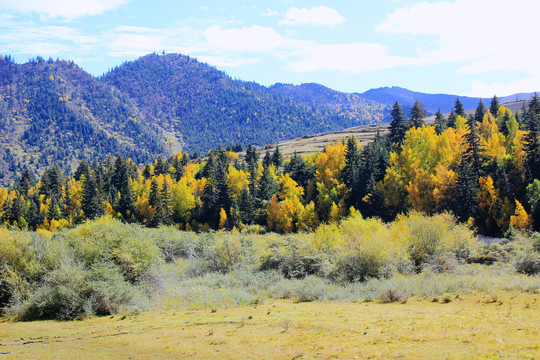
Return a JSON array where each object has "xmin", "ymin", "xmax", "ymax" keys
[{"xmin": 2, "ymin": 94, "xmax": 540, "ymax": 237}]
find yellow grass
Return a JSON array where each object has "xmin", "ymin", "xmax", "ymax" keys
[{"xmin": 1, "ymin": 292, "xmax": 539, "ymax": 359}]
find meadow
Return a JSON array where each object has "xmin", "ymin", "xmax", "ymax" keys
[{"xmin": 1, "ymin": 212, "xmax": 540, "ymax": 358}]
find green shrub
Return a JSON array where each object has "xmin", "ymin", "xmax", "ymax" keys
[
  {"xmin": 16, "ymin": 261, "xmax": 147, "ymax": 320},
  {"xmin": 57, "ymin": 216, "xmax": 162, "ymax": 282}
]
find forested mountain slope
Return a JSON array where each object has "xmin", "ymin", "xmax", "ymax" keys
[
  {"xmin": 0, "ymin": 55, "xmax": 166, "ymax": 184},
  {"xmin": 101, "ymin": 53, "xmax": 380, "ymax": 152}
]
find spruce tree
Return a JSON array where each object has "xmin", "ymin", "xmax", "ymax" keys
[
  {"xmin": 524, "ymin": 93, "xmax": 540, "ymax": 180},
  {"xmin": 434, "ymin": 108, "xmax": 447, "ymax": 134},
  {"xmin": 342, "ymin": 136, "xmax": 361, "ymax": 204},
  {"xmin": 454, "ymin": 160, "xmax": 479, "ymax": 222},
  {"xmin": 81, "ymin": 174, "xmax": 103, "ymax": 220},
  {"xmin": 454, "ymin": 97, "xmax": 466, "ymax": 117},
  {"xmin": 16, "ymin": 167, "xmax": 35, "ymax": 196},
  {"xmin": 447, "ymin": 109, "xmax": 457, "ymax": 128},
  {"xmin": 474, "ymin": 100, "xmax": 487, "ymax": 123},
  {"xmin": 272, "ymin": 145, "xmax": 282, "ymax": 168},
  {"xmin": 489, "ymin": 95, "xmax": 500, "ymax": 117},
  {"xmin": 389, "ymin": 101, "xmax": 407, "ymax": 145},
  {"xmin": 409, "ymin": 100, "xmax": 427, "ymax": 128}
]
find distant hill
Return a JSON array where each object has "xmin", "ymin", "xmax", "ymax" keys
[
  {"xmin": 268, "ymin": 83, "xmax": 389, "ymax": 124},
  {"xmin": 359, "ymin": 86, "xmax": 483, "ymax": 115}
]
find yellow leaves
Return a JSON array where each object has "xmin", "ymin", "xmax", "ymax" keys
[
  {"xmin": 227, "ymin": 167, "xmax": 249, "ymax": 201},
  {"xmin": 48, "ymin": 75, "xmax": 54, "ymax": 81},
  {"xmin": 279, "ymin": 173, "xmax": 304, "ymax": 200},
  {"xmin": 172, "ymin": 181, "xmax": 195, "ymax": 221},
  {"xmin": 219, "ymin": 208, "xmax": 227, "ymax": 229},
  {"xmin": 510, "ymin": 200, "xmax": 532, "ymax": 230},
  {"xmin": 315, "ymin": 142, "xmax": 346, "ymax": 188},
  {"xmin": 479, "ymin": 112, "xmax": 506, "ymax": 160}
]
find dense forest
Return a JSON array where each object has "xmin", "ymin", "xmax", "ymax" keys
[
  {"xmin": 0, "ymin": 53, "xmax": 391, "ymax": 185},
  {"xmin": 1, "ymin": 94, "xmax": 540, "ymax": 237}
]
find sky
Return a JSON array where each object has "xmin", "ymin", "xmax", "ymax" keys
[{"xmin": 1, "ymin": 0, "xmax": 539, "ymax": 97}]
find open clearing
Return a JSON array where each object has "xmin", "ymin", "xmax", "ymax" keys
[{"xmin": 1, "ymin": 292, "xmax": 539, "ymax": 359}]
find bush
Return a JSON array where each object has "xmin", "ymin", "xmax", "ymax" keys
[
  {"xmin": 394, "ymin": 211, "xmax": 476, "ymax": 269},
  {"xmin": 514, "ymin": 251, "xmax": 540, "ymax": 275},
  {"xmin": 15, "ymin": 261, "xmax": 147, "ymax": 320},
  {"xmin": 57, "ymin": 217, "xmax": 162, "ymax": 282}
]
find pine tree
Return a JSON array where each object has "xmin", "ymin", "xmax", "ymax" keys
[
  {"xmin": 342, "ymin": 136, "xmax": 361, "ymax": 204},
  {"xmin": 258, "ymin": 165, "xmax": 278, "ymax": 201},
  {"xmin": 454, "ymin": 160, "xmax": 479, "ymax": 222},
  {"xmin": 272, "ymin": 145, "xmax": 282, "ymax": 168},
  {"xmin": 16, "ymin": 167, "xmax": 35, "ymax": 196},
  {"xmin": 524, "ymin": 93, "xmax": 540, "ymax": 180},
  {"xmin": 474, "ymin": 100, "xmax": 487, "ymax": 124},
  {"xmin": 409, "ymin": 100, "xmax": 426, "ymax": 128},
  {"xmin": 447, "ymin": 109, "xmax": 457, "ymax": 128},
  {"xmin": 81, "ymin": 174, "xmax": 103, "ymax": 220},
  {"xmin": 454, "ymin": 97, "xmax": 466, "ymax": 117},
  {"xmin": 489, "ymin": 95, "xmax": 500, "ymax": 117},
  {"xmin": 74, "ymin": 160, "xmax": 91, "ymax": 181},
  {"xmin": 262, "ymin": 149, "xmax": 272, "ymax": 168},
  {"xmin": 464, "ymin": 114, "xmax": 486, "ymax": 177},
  {"xmin": 389, "ymin": 101, "xmax": 407, "ymax": 145},
  {"xmin": 434, "ymin": 108, "xmax": 447, "ymax": 134}
]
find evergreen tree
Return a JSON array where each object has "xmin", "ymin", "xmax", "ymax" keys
[
  {"xmin": 74, "ymin": 160, "xmax": 91, "ymax": 181},
  {"xmin": 16, "ymin": 167, "xmax": 35, "ymax": 196},
  {"xmin": 284, "ymin": 151, "xmax": 314, "ymax": 191},
  {"xmin": 47, "ymin": 195, "xmax": 61, "ymax": 221},
  {"xmin": 434, "ymin": 108, "xmax": 447, "ymax": 134},
  {"xmin": 258, "ymin": 164, "xmax": 278, "ymax": 201},
  {"xmin": 409, "ymin": 100, "xmax": 426, "ymax": 128},
  {"xmin": 464, "ymin": 115, "xmax": 485, "ymax": 177},
  {"xmin": 262, "ymin": 149, "xmax": 272, "ymax": 168},
  {"xmin": 272, "ymin": 145, "xmax": 283, "ymax": 168},
  {"xmin": 112, "ymin": 156, "xmax": 135, "ymax": 220},
  {"xmin": 81, "ymin": 173, "xmax": 103, "ymax": 220},
  {"xmin": 524, "ymin": 93, "xmax": 540, "ymax": 180},
  {"xmin": 26, "ymin": 194, "xmax": 43, "ymax": 230},
  {"xmin": 238, "ymin": 187, "xmax": 256, "ymax": 225},
  {"xmin": 454, "ymin": 160, "xmax": 479, "ymax": 222},
  {"xmin": 474, "ymin": 100, "xmax": 487, "ymax": 123},
  {"xmin": 454, "ymin": 97, "xmax": 466, "ymax": 117},
  {"xmin": 389, "ymin": 101, "xmax": 407, "ymax": 145},
  {"xmin": 342, "ymin": 136, "xmax": 361, "ymax": 204},
  {"xmin": 447, "ymin": 109, "xmax": 457, "ymax": 128},
  {"xmin": 489, "ymin": 95, "xmax": 500, "ymax": 117}
]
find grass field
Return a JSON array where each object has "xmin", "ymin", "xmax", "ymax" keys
[{"xmin": 1, "ymin": 292, "xmax": 539, "ymax": 359}]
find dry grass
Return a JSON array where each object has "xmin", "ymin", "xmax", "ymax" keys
[
  {"xmin": 263, "ymin": 124, "xmax": 390, "ymax": 157},
  {"xmin": 1, "ymin": 292, "xmax": 539, "ymax": 359}
]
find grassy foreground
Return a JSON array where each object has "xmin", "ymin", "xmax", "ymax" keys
[{"xmin": 1, "ymin": 293, "xmax": 539, "ymax": 359}]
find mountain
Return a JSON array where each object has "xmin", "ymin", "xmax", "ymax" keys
[
  {"xmin": 0, "ymin": 53, "xmax": 388, "ymax": 184},
  {"xmin": 267, "ymin": 83, "xmax": 389, "ymax": 124},
  {"xmin": 359, "ymin": 86, "xmax": 483, "ymax": 115},
  {"xmin": 100, "ymin": 54, "xmax": 386, "ymax": 153},
  {"xmin": 0, "ymin": 55, "xmax": 166, "ymax": 184}
]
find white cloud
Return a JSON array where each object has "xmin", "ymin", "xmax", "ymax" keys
[
  {"xmin": 205, "ymin": 26, "xmax": 287, "ymax": 53},
  {"xmin": 280, "ymin": 6, "xmax": 345, "ymax": 26},
  {"xmin": 290, "ymin": 43, "xmax": 423, "ymax": 73},
  {"xmin": 466, "ymin": 77, "xmax": 540, "ymax": 98},
  {"xmin": 262, "ymin": 8, "xmax": 279, "ymax": 17},
  {"xmin": 377, "ymin": 0, "xmax": 540, "ymax": 73},
  {"xmin": 0, "ymin": 0, "xmax": 128, "ymax": 18}
]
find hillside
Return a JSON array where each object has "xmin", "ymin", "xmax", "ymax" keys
[
  {"xmin": 100, "ymin": 54, "xmax": 386, "ymax": 153},
  {"xmin": 0, "ymin": 55, "xmax": 166, "ymax": 183},
  {"xmin": 268, "ymin": 82, "xmax": 389, "ymax": 124}
]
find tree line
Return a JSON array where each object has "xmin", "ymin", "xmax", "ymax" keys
[{"xmin": 1, "ymin": 95, "xmax": 540, "ymax": 236}]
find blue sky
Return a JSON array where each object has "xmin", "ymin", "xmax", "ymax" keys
[{"xmin": 1, "ymin": 0, "xmax": 538, "ymax": 97}]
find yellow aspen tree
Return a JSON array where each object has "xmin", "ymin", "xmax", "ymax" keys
[
  {"xmin": 510, "ymin": 200, "xmax": 532, "ymax": 230},
  {"xmin": 219, "ymin": 208, "xmax": 227, "ymax": 229}
]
